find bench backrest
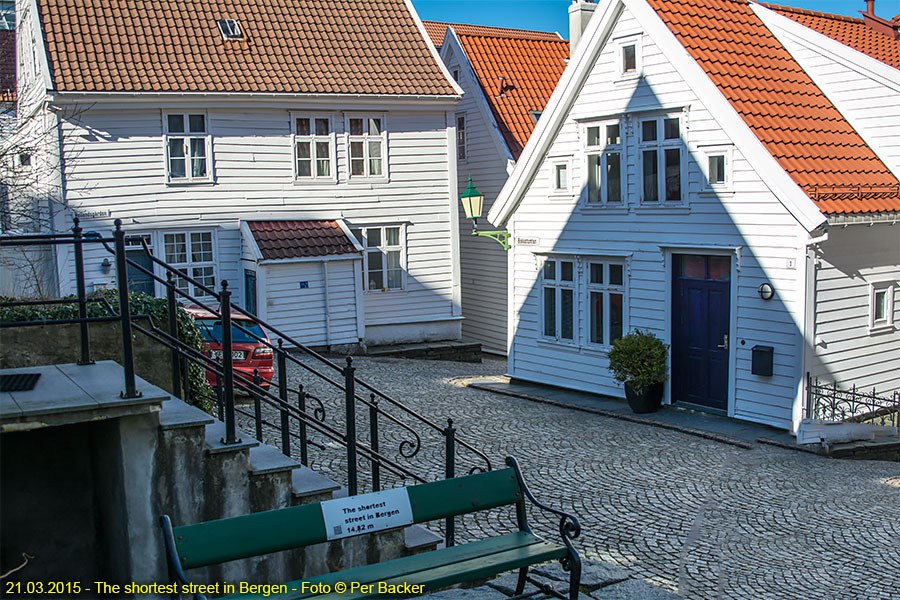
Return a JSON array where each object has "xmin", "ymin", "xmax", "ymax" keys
[{"xmin": 172, "ymin": 467, "xmax": 522, "ymax": 570}]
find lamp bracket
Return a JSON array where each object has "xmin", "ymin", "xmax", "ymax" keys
[{"xmin": 473, "ymin": 230, "xmax": 512, "ymax": 251}]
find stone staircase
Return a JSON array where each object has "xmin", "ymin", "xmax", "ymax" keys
[{"xmin": 156, "ymin": 395, "xmax": 441, "ymax": 586}]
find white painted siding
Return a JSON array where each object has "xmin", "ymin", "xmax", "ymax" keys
[
  {"xmin": 808, "ymin": 224, "xmax": 900, "ymax": 395},
  {"xmin": 507, "ymin": 7, "xmax": 810, "ymax": 430},
  {"xmin": 442, "ymin": 42, "xmax": 512, "ymax": 353},
  {"xmin": 52, "ymin": 104, "xmax": 460, "ymax": 344},
  {"xmin": 760, "ymin": 7, "xmax": 900, "ymax": 176}
]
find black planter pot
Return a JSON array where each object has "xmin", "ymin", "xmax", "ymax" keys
[{"xmin": 624, "ymin": 381, "xmax": 664, "ymax": 414}]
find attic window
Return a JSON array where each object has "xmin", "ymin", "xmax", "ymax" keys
[
  {"xmin": 217, "ymin": 19, "xmax": 243, "ymax": 40},
  {"xmin": 530, "ymin": 110, "xmax": 542, "ymax": 123}
]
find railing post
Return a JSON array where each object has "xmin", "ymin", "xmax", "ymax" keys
[
  {"xmin": 215, "ymin": 372, "xmax": 224, "ymax": 421},
  {"xmin": 166, "ymin": 271, "xmax": 182, "ymax": 400},
  {"xmin": 298, "ymin": 384, "xmax": 308, "ymax": 466},
  {"xmin": 113, "ymin": 220, "xmax": 139, "ymax": 398},
  {"xmin": 369, "ymin": 394, "xmax": 380, "ymax": 493},
  {"xmin": 805, "ymin": 372, "xmax": 812, "ymax": 420},
  {"xmin": 277, "ymin": 339, "xmax": 290, "ymax": 457},
  {"xmin": 253, "ymin": 368, "xmax": 263, "ymax": 442},
  {"xmin": 344, "ymin": 356, "xmax": 358, "ymax": 496},
  {"xmin": 444, "ymin": 417, "xmax": 456, "ymax": 547},
  {"xmin": 220, "ymin": 281, "xmax": 238, "ymax": 444},
  {"xmin": 72, "ymin": 218, "xmax": 92, "ymax": 366}
]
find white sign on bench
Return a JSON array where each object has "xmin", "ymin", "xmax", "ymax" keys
[{"xmin": 320, "ymin": 487, "xmax": 414, "ymax": 540}]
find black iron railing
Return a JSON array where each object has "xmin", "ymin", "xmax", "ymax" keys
[
  {"xmin": 806, "ymin": 373, "xmax": 900, "ymax": 429},
  {"xmin": 2, "ymin": 219, "xmax": 492, "ymax": 544}
]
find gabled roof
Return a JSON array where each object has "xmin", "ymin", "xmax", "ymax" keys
[
  {"xmin": 760, "ymin": 3, "xmax": 900, "ymax": 68},
  {"xmin": 425, "ymin": 21, "xmax": 568, "ymax": 160},
  {"xmin": 247, "ymin": 221, "xmax": 360, "ymax": 261},
  {"xmin": 38, "ymin": 0, "xmax": 457, "ymax": 97},
  {"xmin": 649, "ymin": 0, "xmax": 899, "ymax": 214}
]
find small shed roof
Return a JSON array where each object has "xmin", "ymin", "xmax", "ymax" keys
[{"xmin": 247, "ymin": 220, "xmax": 360, "ymax": 261}]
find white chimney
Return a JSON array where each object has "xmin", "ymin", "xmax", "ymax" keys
[{"xmin": 569, "ymin": 1, "xmax": 597, "ymax": 55}]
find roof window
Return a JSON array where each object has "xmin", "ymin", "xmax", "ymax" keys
[{"xmin": 217, "ymin": 19, "xmax": 243, "ymax": 41}]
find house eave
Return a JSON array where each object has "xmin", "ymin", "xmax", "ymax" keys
[{"xmin": 825, "ymin": 211, "xmax": 900, "ymax": 226}]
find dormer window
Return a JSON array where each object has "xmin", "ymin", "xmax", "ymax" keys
[{"xmin": 217, "ymin": 19, "xmax": 243, "ymax": 40}]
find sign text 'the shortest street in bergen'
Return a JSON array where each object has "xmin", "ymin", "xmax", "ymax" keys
[{"xmin": 320, "ymin": 487, "xmax": 414, "ymax": 540}]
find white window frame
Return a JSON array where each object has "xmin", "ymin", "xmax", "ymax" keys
[
  {"xmin": 616, "ymin": 34, "xmax": 642, "ymax": 80},
  {"xmin": 162, "ymin": 230, "xmax": 218, "ymax": 299},
  {"xmin": 584, "ymin": 120, "xmax": 624, "ymax": 206},
  {"xmin": 869, "ymin": 281, "xmax": 896, "ymax": 333},
  {"xmin": 456, "ymin": 113, "xmax": 467, "ymax": 162},
  {"xmin": 700, "ymin": 144, "xmax": 733, "ymax": 192},
  {"xmin": 549, "ymin": 157, "xmax": 572, "ymax": 195},
  {"xmin": 346, "ymin": 114, "xmax": 388, "ymax": 181},
  {"xmin": 638, "ymin": 114, "xmax": 685, "ymax": 205},
  {"xmin": 585, "ymin": 260, "xmax": 628, "ymax": 348},
  {"xmin": 292, "ymin": 113, "xmax": 336, "ymax": 182},
  {"xmin": 540, "ymin": 257, "xmax": 577, "ymax": 344},
  {"xmin": 352, "ymin": 224, "xmax": 406, "ymax": 292},
  {"xmin": 163, "ymin": 112, "xmax": 213, "ymax": 183}
]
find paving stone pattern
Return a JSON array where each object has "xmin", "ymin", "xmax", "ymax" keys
[{"xmin": 237, "ymin": 356, "xmax": 900, "ymax": 600}]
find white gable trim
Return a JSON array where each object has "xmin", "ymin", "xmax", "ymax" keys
[
  {"xmin": 489, "ymin": 0, "xmax": 827, "ymax": 233},
  {"xmin": 403, "ymin": 0, "xmax": 464, "ymax": 98},
  {"xmin": 440, "ymin": 27, "xmax": 515, "ymax": 164},
  {"xmin": 240, "ymin": 221, "xmax": 264, "ymax": 261}
]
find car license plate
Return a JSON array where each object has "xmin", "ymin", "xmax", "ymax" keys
[{"xmin": 212, "ymin": 350, "xmax": 246, "ymax": 361}]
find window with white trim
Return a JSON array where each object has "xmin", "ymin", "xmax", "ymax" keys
[
  {"xmin": 701, "ymin": 145, "xmax": 733, "ymax": 191},
  {"xmin": 587, "ymin": 261, "xmax": 626, "ymax": 347},
  {"xmin": 542, "ymin": 258, "xmax": 575, "ymax": 342},
  {"xmin": 352, "ymin": 225, "xmax": 404, "ymax": 291},
  {"xmin": 293, "ymin": 115, "xmax": 335, "ymax": 180},
  {"xmin": 869, "ymin": 281, "xmax": 896, "ymax": 332},
  {"xmin": 163, "ymin": 231, "xmax": 216, "ymax": 297},
  {"xmin": 456, "ymin": 113, "xmax": 467, "ymax": 161},
  {"xmin": 617, "ymin": 35, "xmax": 641, "ymax": 78},
  {"xmin": 640, "ymin": 116, "xmax": 682, "ymax": 203},
  {"xmin": 347, "ymin": 116, "xmax": 386, "ymax": 178},
  {"xmin": 165, "ymin": 113, "xmax": 211, "ymax": 182},
  {"xmin": 586, "ymin": 122, "xmax": 623, "ymax": 204}
]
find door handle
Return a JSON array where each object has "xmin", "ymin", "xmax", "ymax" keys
[{"xmin": 717, "ymin": 334, "xmax": 728, "ymax": 350}]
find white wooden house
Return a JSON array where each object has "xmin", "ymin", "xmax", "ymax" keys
[
  {"xmin": 488, "ymin": 0, "xmax": 900, "ymax": 432},
  {"xmin": 421, "ymin": 20, "xmax": 569, "ymax": 353},
  {"xmin": 13, "ymin": 0, "xmax": 467, "ymax": 349}
]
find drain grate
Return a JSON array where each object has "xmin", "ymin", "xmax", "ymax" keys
[{"xmin": 0, "ymin": 373, "xmax": 42, "ymax": 392}]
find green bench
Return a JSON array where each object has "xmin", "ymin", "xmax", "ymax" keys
[{"xmin": 161, "ymin": 456, "xmax": 581, "ymax": 599}]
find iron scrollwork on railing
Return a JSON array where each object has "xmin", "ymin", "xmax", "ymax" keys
[{"xmin": 806, "ymin": 374, "xmax": 900, "ymax": 428}]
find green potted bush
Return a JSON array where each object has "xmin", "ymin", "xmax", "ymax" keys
[{"xmin": 607, "ymin": 329, "xmax": 669, "ymax": 413}]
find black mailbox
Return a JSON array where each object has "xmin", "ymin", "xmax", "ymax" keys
[{"xmin": 751, "ymin": 345, "xmax": 774, "ymax": 377}]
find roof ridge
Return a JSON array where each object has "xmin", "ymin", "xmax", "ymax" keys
[
  {"xmin": 424, "ymin": 20, "xmax": 563, "ymax": 40},
  {"xmin": 758, "ymin": 2, "xmax": 864, "ymax": 24}
]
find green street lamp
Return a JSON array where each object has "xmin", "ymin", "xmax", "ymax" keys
[{"xmin": 459, "ymin": 176, "xmax": 511, "ymax": 251}]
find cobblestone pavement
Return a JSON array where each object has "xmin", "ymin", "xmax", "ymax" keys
[{"xmin": 238, "ymin": 356, "xmax": 900, "ymax": 600}]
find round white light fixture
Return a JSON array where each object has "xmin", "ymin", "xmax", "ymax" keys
[{"xmin": 758, "ymin": 282, "xmax": 775, "ymax": 300}]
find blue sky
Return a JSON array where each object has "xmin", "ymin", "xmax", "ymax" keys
[{"xmin": 412, "ymin": 0, "xmax": 900, "ymax": 37}]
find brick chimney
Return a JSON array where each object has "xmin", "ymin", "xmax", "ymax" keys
[
  {"xmin": 569, "ymin": 1, "xmax": 597, "ymax": 55},
  {"xmin": 864, "ymin": 0, "xmax": 874, "ymax": 15},
  {"xmin": 859, "ymin": 0, "xmax": 900, "ymax": 40}
]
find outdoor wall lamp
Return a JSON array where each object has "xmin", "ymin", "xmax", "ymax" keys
[
  {"xmin": 758, "ymin": 282, "xmax": 775, "ymax": 300},
  {"xmin": 100, "ymin": 258, "xmax": 112, "ymax": 274},
  {"xmin": 459, "ymin": 176, "xmax": 511, "ymax": 251}
]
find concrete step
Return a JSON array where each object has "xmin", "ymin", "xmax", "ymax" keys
[
  {"xmin": 292, "ymin": 466, "xmax": 341, "ymax": 505},
  {"xmin": 366, "ymin": 341, "xmax": 482, "ymax": 363},
  {"xmin": 204, "ymin": 420, "xmax": 259, "ymax": 454},
  {"xmin": 159, "ymin": 397, "xmax": 215, "ymax": 431}
]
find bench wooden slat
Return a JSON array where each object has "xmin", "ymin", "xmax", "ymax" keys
[
  {"xmin": 173, "ymin": 468, "xmax": 521, "ymax": 570},
  {"xmin": 218, "ymin": 532, "xmax": 566, "ymax": 600}
]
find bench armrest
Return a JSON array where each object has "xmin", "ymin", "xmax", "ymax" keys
[
  {"xmin": 160, "ymin": 515, "xmax": 207, "ymax": 600},
  {"xmin": 505, "ymin": 456, "xmax": 581, "ymax": 579}
]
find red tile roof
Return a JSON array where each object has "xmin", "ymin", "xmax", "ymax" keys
[
  {"xmin": 760, "ymin": 3, "xmax": 900, "ymax": 68},
  {"xmin": 247, "ymin": 221, "xmax": 359, "ymax": 260},
  {"xmin": 426, "ymin": 21, "xmax": 568, "ymax": 160},
  {"xmin": 422, "ymin": 21, "xmax": 563, "ymax": 48},
  {"xmin": 649, "ymin": 0, "xmax": 900, "ymax": 214},
  {"xmin": 0, "ymin": 29, "xmax": 14, "ymax": 103},
  {"xmin": 38, "ymin": 0, "xmax": 457, "ymax": 96}
]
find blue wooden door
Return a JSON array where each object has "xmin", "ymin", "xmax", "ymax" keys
[{"xmin": 671, "ymin": 254, "xmax": 731, "ymax": 411}]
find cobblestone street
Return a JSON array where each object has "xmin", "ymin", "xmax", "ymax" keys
[{"xmin": 240, "ymin": 355, "xmax": 900, "ymax": 600}]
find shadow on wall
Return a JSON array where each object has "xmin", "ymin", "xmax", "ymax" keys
[{"xmin": 510, "ymin": 76, "xmax": 833, "ymax": 429}]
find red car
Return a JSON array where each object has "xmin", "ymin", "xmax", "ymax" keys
[{"xmin": 185, "ymin": 306, "xmax": 275, "ymax": 391}]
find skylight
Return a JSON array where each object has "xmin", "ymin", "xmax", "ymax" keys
[{"xmin": 217, "ymin": 19, "xmax": 243, "ymax": 40}]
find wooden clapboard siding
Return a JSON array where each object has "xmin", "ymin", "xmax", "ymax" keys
[
  {"xmin": 808, "ymin": 224, "xmax": 900, "ymax": 395},
  {"xmin": 506, "ymin": 7, "xmax": 809, "ymax": 431},
  {"xmin": 759, "ymin": 7, "xmax": 900, "ymax": 176},
  {"xmin": 441, "ymin": 42, "xmax": 512, "ymax": 354},
  {"xmin": 54, "ymin": 105, "xmax": 460, "ymax": 344}
]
